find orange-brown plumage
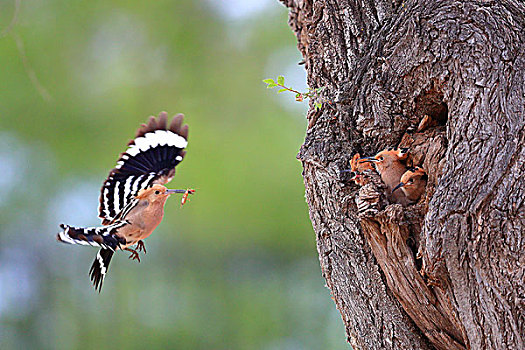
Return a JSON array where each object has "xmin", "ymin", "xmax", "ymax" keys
[
  {"xmin": 393, "ymin": 167, "xmax": 427, "ymax": 203},
  {"xmin": 359, "ymin": 148, "xmax": 409, "ymax": 205},
  {"xmin": 344, "ymin": 153, "xmax": 377, "ymax": 186},
  {"xmin": 351, "ymin": 153, "xmax": 375, "ymax": 173},
  {"xmin": 121, "ymin": 185, "xmax": 171, "ymax": 244}
]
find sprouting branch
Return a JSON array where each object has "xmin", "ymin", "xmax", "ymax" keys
[{"xmin": 264, "ymin": 75, "xmax": 325, "ymax": 110}]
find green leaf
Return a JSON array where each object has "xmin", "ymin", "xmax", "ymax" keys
[
  {"xmin": 277, "ymin": 76, "xmax": 285, "ymax": 85},
  {"xmin": 266, "ymin": 83, "xmax": 277, "ymax": 88},
  {"xmin": 315, "ymin": 102, "xmax": 323, "ymax": 110},
  {"xmin": 263, "ymin": 78, "xmax": 275, "ymax": 84},
  {"xmin": 278, "ymin": 88, "xmax": 288, "ymax": 93}
]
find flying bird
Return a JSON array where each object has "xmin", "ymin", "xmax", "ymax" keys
[{"xmin": 57, "ymin": 112, "xmax": 194, "ymax": 291}]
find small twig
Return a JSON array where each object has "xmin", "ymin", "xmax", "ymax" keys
[
  {"xmin": 263, "ymin": 76, "xmax": 325, "ymax": 109},
  {"xmin": 274, "ymin": 83, "xmax": 302, "ymax": 95},
  {"xmin": 13, "ymin": 32, "xmax": 52, "ymax": 102},
  {"xmin": 0, "ymin": 0, "xmax": 21, "ymax": 38},
  {"xmin": 2, "ymin": 0, "xmax": 52, "ymax": 102}
]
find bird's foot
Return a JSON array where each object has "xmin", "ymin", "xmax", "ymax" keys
[
  {"xmin": 125, "ymin": 248, "xmax": 141, "ymax": 263},
  {"xmin": 136, "ymin": 240, "xmax": 147, "ymax": 254}
]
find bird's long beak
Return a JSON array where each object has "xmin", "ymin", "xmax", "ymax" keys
[
  {"xmin": 392, "ymin": 182, "xmax": 405, "ymax": 193},
  {"xmin": 166, "ymin": 189, "xmax": 188, "ymax": 194},
  {"xmin": 358, "ymin": 157, "xmax": 379, "ymax": 163}
]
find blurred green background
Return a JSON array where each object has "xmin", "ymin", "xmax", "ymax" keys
[{"xmin": 0, "ymin": 0, "xmax": 347, "ymax": 349}]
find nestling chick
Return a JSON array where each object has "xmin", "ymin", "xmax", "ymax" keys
[
  {"xmin": 359, "ymin": 148, "xmax": 410, "ymax": 205},
  {"xmin": 392, "ymin": 167, "xmax": 428, "ymax": 204},
  {"xmin": 342, "ymin": 153, "xmax": 376, "ymax": 186}
]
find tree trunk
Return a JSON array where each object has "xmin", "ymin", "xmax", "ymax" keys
[{"xmin": 281, "ymin": 1, "xmax": 525, "ymax": 349}]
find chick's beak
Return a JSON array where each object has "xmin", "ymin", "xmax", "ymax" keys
[
  {"xmin": 358, "ymin": 157, "xmax": 379, "ymax": 163},
  {"xmin": 392, "ymin": 182, "xmax": 405, "ymax": 193}
]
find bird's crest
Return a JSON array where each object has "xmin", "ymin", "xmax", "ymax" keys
[
  {"xmin": 400, "ymin": 166, "xmax": 427, "ymax": 183},
  {"xmin": 370, "ymin": 148, "xmax": 409, "ymax": 162}
]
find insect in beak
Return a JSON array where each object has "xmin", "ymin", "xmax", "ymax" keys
[{"xmin": 181, "ymin": 189, "xmax": 195, "ymax": 207}]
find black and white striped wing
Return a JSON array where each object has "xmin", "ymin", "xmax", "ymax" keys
[{"xmin": 98, "ymin": 112, "xmax": 189, "ymax": 225}]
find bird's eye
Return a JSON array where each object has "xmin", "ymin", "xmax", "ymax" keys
[
  {"xmin": 408, "ymin": 179, "xmax": 414, "ymax": 184},
  {"xmin": 379, "ymin": 156, "xmax": 384, "ymax": 161},
  {"xmin": 155, "ymin": 190, "xmax": 160, "ymax": 195}
]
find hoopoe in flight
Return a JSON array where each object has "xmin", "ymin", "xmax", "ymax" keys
[
  {"xmin": 392, "ymin": 167, "xmax": 428, "ymax": 204},
  {"xmin": 57, "ymin": 112, "xmax": 194, "ymax": 292},
  {"xmin": 358, "ymin": 148, "xmax": 410, "ymax": 205},
  {"xmin": 342, "ymin": 153, "xmax": 376, "ymax": 186}
]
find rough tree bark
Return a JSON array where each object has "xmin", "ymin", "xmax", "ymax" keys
[{"xmin": 280, "ymin": 1, "xmax": 525, "ymax": 349}]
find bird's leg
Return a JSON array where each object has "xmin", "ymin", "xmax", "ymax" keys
[
  {"xmin": 124, "ymin": 247, "xmax": 141, "ymax": 263},
  {"xmin": 136, "ymin": 240, "xmax": 147, "ymax": 254}
]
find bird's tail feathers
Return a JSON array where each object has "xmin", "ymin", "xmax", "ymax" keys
[
  {"xmin": 56, "ymin": 222, "xmax": 127, "ymax": 250},
  {"xmin": 89, "ymin": 249, "xmax": 114, "ymax": 292}
]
